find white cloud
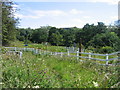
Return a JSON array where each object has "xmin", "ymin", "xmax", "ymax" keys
[
  {"xmin": 14, "ymin": 13, "xmax": 24, "ymax": 18},
  {"xmin": 11, "ymin": 4, "xmax": 20, "ymax": 12},
  {"xmin": 12, "ymin": 4, "xmax": 20, "ymax": 8},
  {"xmin": 15, "ymin": 9, "xmax": 83, "ymax": 19},
  {"xmin": 83, "ymin": 16, "xmax": 91, "ymax": 19},
  {"xmin": 110, "ymin": 16, "xmax": 117, "ymax": 20},
  {"xmin": 70, "ymin": 9, "xmax": 83, "ymax": 14},
  {"xmin": 72, "ymin": 18, "xmax": 82, "ymax": 23},
  {"xmin": 87, "ymin": 0, "xmax": 118, "ymax": 5},
  {"xmin": 14, "ymin": 0, "xmax": 118, "ymax": 5},
  {"xmin": 33, "ymin": 10, "xmax": 67, "ymax": 17},
  {"xmin": 14, "ymin": 13, "xmax": 40, "ymax": 19}
]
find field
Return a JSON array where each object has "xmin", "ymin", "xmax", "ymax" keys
[
  {"xmin": 1, "ymin": 51, "xmax": 120, "ymax": 88},
  {"xmin": 9, "ymin": 41, "xmax": 67, "ymax": 52}
]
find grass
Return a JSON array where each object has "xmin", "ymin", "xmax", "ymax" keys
[
  {"xmin": 1, "ymin": 51, "xmax": 120, "ymax": 88},
  {"xmin": 9, "ymin": 41, "xmax": 67, "ymax": 52},
  {"xmin": 3, "ymin": 40, "xmax": 118, "ymax": 65}
]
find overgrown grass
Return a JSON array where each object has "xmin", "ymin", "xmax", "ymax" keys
[
  {"xmin": 1, "ymin": 51, "xmax": 120, "ymax": 88},
  {"xmin": 28, "ymin": 44, "xmax": 67, "ymax": 52},
  {"xmin": 9, "ymin": 41, "xmax": 67, "ymax": 52}
]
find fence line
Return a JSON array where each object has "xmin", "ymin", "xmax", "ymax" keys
[{"xmin": 2, "ymin": 47, "xmax": 120, "ymax": 65}]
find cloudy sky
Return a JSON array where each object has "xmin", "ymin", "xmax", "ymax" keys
[{"xmin": 13, "ymin": 0, "xmax": 118, "ymax": 28}]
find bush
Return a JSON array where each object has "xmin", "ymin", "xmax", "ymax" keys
[{"xmin": 99, "ymin": 46, "xmax": 114, "ymax": 54}]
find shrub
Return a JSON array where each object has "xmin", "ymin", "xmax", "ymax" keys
[{"xmin": 99, "ymin": 46, "xmax": 114, "ymax": 54}]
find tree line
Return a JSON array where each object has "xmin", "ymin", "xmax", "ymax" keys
[
  {"xmin": 16, "ymin": 22, "xmax": 120, "ymax": 53},
  {"xmin": 2, "ymin": 1, "xmax": 120, "ymax": 53}
]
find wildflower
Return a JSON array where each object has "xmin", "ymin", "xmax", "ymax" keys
[
  {"xmin": 93, "ymin": 81, "xmax": 98, "ymax": 87},
  {"xmin": 33, "ymin": 85, "xmax": 39, "ymax": 88},
  {"xmin": 0, "ymin": 82, "xmax": 4, "ymax": 85},
  {"xmin": 105, "ymin": 73, "xmax": 109, "ymax": 79}
]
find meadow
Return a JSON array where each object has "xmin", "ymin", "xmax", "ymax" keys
[
  {"xmin": 1, "ymin": 51, "xmax": 120, "ymax": 88},
  {"xmin": 9, "ymin": 41, "xmax": 67, "ymax": 52}
]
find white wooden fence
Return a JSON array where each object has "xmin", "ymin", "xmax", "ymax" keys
[{"xmin": 1, "ymin": 47, "xmax": 120, "ymax": 65}]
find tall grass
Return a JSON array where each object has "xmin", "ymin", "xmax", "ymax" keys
[
  {"xmin": 8, "ymin": 41, "xmax": 67, "ymax": 52},
  {"xmin": 1, "ymin": 51, "xmax": 120, "ymax": 88}
]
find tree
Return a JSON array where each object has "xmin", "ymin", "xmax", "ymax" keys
[
  {"xmin": 79, "ymin": 23, "xmax": 96, "ymax": 47},
  {"xmin": 63, "ymin": 28, "xmax": 76, "ymax": 47},
  {"xmin": 31, "ymin": 28, "xmax": 48, "ymax": 43},
  {"xmin": 2, "ymin": 1, "xmax": 18, "ymax": 46},
  {"xmin": 50, "ymin": 31, "xmax": 63, "ymax": 46},
  {"xmin": 87, "ymin": 32, "xmax": 120, "ymax": 51},
  {"xmin": 48, "ymin": 27, "xmax": 63, "ymax": 45},
  {"xmin": 96, "ymin": 22, "xmax": 106, "ymax": 34},
  {"xmin": 114, "ymin": 20, "xmax": 120, "ymax": 38},
  {"xmin": 16, "ymin": 28, "xmax": 33, "ymax": 44}
]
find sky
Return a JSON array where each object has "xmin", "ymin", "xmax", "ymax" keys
[{"xmin": 12, "ymin": 0, "xmax": 118, "ymax": 29}]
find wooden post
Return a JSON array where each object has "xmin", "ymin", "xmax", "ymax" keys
[
  {"xmin": 79, "ymin": 38, "xmax": 82, "ymax": 56},
  {"xmin": 106, "ymin": 54, "xmax": 109, "ymax": 65},
  {"xmin": 117, "ymin": 52, "xmax": 120, "ymax": 63}
]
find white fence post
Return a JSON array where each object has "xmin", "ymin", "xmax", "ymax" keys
[
  {"xmin": 39, "ymin": 49, "xmax": 41, "ymax": 54},
  {"xmin": 55, "ymin": 52, "xmax": 57, "ymax": 55},
  {"xmin": 19, "ymin": 51, "xmax": 22, "ymax": 59},
  {"xmin": 61, "ymin": 52, "xmax": 63, "ymax": 57},
  {"xmin": 24, "ymin": 47, "xmax": 26, "ymax": 51},
  {"xmin": 106, "ymin": 54, "xmax": 109, "ymax": 65},
  {"xmin": 89, "ymin": 52, "xmax": 91, "ymax": 60},
  {"xmin": 73, "ymin": 47, "xmax": 75, "ymax": 52},
  {"xmin": 68, "ymin": 50, "xmax": 70, "ymax": 56},
  {"xmin": 77, "ymin": 50, "xmax": 79, "ymax": 60},
  {"xmin": 51, "ymin": 52, "xmax": 52, "ymax": 55},
  {"xmin": 14, "ymin": 47, "xmax": 16, "ymax": 51},
  {"xmin": 35, "ymin": 49, "xmax": 38, "ymax": 54}
]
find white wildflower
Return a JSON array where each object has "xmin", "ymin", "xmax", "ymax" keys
[
  {"xmin": 0, "ymin": 82, "xmax": 4, "ymax": 85},
  {"xmin": 93, "ymin": 81, "xmax": 98, "ymax": 87},
  {"xmin": 33, "ymin": 85, "xmax": 39, "ymax": 88},
  {"xmin": 105, "ymin": 73, "xmax": 109, "ymax": 79}
]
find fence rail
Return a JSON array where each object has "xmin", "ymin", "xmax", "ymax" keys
[{"xmin": 1, "ymin": 47, "xmax": 120, "ymax": 65}]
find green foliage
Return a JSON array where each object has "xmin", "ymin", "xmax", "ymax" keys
[
  {"xmin": 1, "ymin": 52, "xmax": 119, "ymax": 88},
  {"xmin": 1, "ymin": 47, "xmax": 8, "ymax": 54},
  {"xmin": 63, "ymin": 28, "xmax": 76, "ymax": 47},
  {"xmin": 98, "ymin": 46, "xmax": 115, "ymax": 54},
  {"xmin": 49, "ymin": 31, "xmax": 63, "ymax": 46},
  {"xmin": 88, "ymin": 32, "xmax": 120, "ymax": 51},
  {"xmin": 2, "ymin": 2, "xmax": 18, "ymax": 46},
  {"xmin": 16, "ymin": 22, "xmax": 120, "ymax": 53},
  {"xmin": 28, "ymin": 43, "xmax": 67, "ymax": 52},
  {"xmin": 31, "ymin": 28, "xmax": 48, "ymax": 43},
  {"xmin": 16, "ymin": 28, "xmax": 33, "ymax": 44}
]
